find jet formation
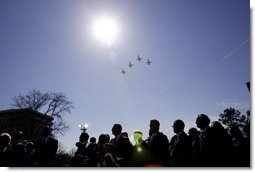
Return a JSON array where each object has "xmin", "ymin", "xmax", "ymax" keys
[{"xmin": 121, "ymin": 55, "xmax": 152, "ymax": 74}]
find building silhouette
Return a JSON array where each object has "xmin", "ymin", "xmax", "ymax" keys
[{"xmin": 0, "ymin": 108, "xmax": 53, "ymax": 142}]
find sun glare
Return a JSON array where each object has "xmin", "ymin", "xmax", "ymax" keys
[{"xmin": 92, "ymin": 16, "xmax": 119, "ymax": 47}]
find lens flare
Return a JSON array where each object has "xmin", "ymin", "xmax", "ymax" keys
[{"xmin": 137, "ymin": 146, "xmax": 143, "ymax": 152}]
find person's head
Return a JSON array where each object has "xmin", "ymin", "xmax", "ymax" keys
[
  {"xmin": 79, "ymin": 132, "xmax": 89, "ymax": 143},
  {"xmin": 42, "ymin": 126, "xmax": 52, "ymax": 137},
  {"xmin": 111, "ymin": 124, "xmax": 122, "ymax": 136},
  {"xmin": 196, "ymin": 114, "xmax": 210, "ymax": 129},
  {"xmin": 172, "ymin": 119, "xmax": 185, "ymax": 134},
  {"xmin": 150, "ymin": 119, "xmax": 160, "ymax": 134},
  {"xmin": 188, "ymin": 127, "xmax": 198, "ymax": 138},
  {"xmin": 0, "ymin": 133, "xmax": 11, "ymax": 148},
  {"xmin": 90, "ymin": 137, "xmax": 96, "ymax": 143},
  {"xmin": 211, "ymin": 121, "xmax": 224, "ymax": 131},
  {"xmin": 98, "ymin": 134, "xmax": 109, "ymax": 144}
]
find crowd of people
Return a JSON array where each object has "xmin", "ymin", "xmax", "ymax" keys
[
  {"xmin": 0, "ymin": 126, "xmax": 58, "ymax": 167},
  {"xmin": 0, "ymin": 114, "xmax": 250, "ymax": 167}
]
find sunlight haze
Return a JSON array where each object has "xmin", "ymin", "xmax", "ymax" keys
[{"xmin": 0, "ymin": 0, "xmax": 250, "ymax": 155}]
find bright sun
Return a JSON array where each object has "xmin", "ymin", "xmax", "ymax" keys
[{"xmin": 92, "ymin": 16, "xmax": 119, "ymax": 47}]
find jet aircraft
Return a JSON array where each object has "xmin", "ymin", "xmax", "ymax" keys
[
  {"xmin": 128, "ymin": 62, "xmax": 134, "ymax": 68},
  {"xmin": 146, "ymin": 59, "xmax": 151, "ymax": 65},
  {"xmin": 121, "ymin": 69, "xmax": 126, "ymax": 74},
  {"xmin": 137, "ymin": 55, "xmax": 142, "ymax": 62}
]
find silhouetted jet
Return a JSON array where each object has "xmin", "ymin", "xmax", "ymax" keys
[
  {"xmin": 121, "ymin": 69, "xmax": 126, "ymax": 74},
  {"xmin": 146, "ymin": 59, "xmax": 151, "ymax": 65},
  {"xmin": 137, "ymin": 55, "xmax": 142, "ymax": 62},
  {"xmin": 128, "ymin": 62, "xmax": 134, "ymax": 68}
]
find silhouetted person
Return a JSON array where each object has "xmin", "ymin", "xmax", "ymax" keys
[
  {"xmin": 195, "ymin": 114, "xmax": 213, "ymax": 166},
  {"xmin": 86, "ymin": 137, "xmax": 98, "ymax": 166},
  {"xmin": 70, "ymin": 132, "xmax": 89, "ymax": 167},
  {"xmin": 11, "ymin": 131, "xmax": 23, "ymax": 146},
  {"xmin": 188, "ymin": 127, "xmax": 200, "ymax": 165},
  {"xmin": 34, "ymin": 126, "xmax": 58, "ymax": 167},
  {"xmin": 111, "ymin": 124, "xmax": 133, "ymax": 166},
  {"xmin": 100, "ymin": 143, "xmax": 119, "ymax": 167},
  {"xmin": 229, "ymin": 126, "xmax": 250, "ymax": 166},
  {"xmin": 13, "ymin": 141, "xmax": 26, "ymax": 167},
  {"xmin": 148, "ymin": 119, "xmax": 170, "ymax": 166},
  {"xmin": 210, "ymin": 121, "xmax": 232, "ymax": 166},
  {"xmin": 106, "ymin": 134, "xmax": 110, "ymax": 143},
  {"xmin": 168, "ymin": 134, "xmax": 177, "ymax": 159},
  {"xmin": 169, "ymin": 119, "xmax": 192, "ymax": 166},
  {"xmin": 12, "ymin": 131, "xmax": 27, "ymax": 166},
  {"xmin": 97, "ymin": 134, "xmax": 110, "ymax": 166},
  {"xmin": 0, "ymin": 133, "xmax": 13, "ymax": 166},
  {"xmin": 143, "ymin": 128, "xmax": 152, "ymax": 150},
  {"xmin": 98, "ymin": 134, "xmax": 109, "ymax": 145},
  {"xmin": 24, "ymin": 141, "xmax": 36, "ymax": 166}
]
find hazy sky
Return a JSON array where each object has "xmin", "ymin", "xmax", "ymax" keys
[{"xmin": 0, "ymin": 0, "xmax": 250, "ymax": 152}]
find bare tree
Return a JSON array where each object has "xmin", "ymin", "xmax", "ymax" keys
[{"xmin": 11, "ymin": 89, "xmax": 74, "ymax": 138}]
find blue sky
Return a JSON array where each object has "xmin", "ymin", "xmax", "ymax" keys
[{"xmin": 0, "ymin": 0, "xmax": 250, "ymax": 152}]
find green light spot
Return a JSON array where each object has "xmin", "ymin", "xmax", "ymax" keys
[{"xmin": 137, "ymin": 147, "xmax": 142, "ymax": 152}]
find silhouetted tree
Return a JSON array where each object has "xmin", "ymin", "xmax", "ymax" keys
[
  {"xmin": 218, "ymin": 107, "xmax": 247, "ymax": 127},
  {"xmin": 242, "ymin": 110, "xmax": 250, "ymax": 139},
  {"xmin": 11, "ymin": 89, "xmax": 74, "ymax": 138},
  {"xmin": 245, "ymin": 110, "xmax": 250, "ymax": 125}
]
